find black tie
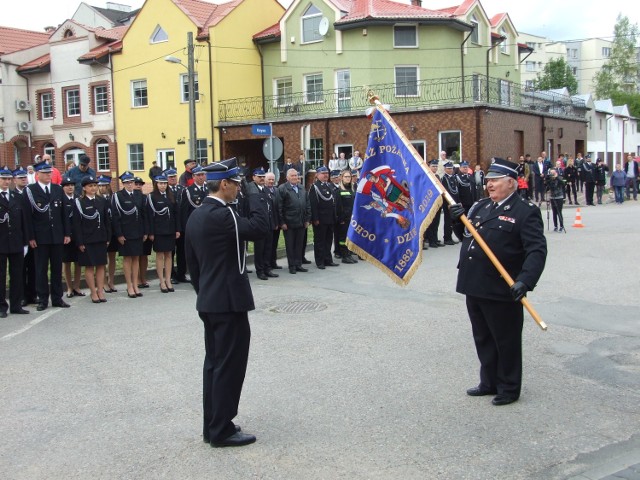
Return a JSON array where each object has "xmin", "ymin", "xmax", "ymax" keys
[
  {"xmin": 491, "ymin": 202, "xmax": 498, "ymax": 211},
  {"xmin": 45, "ymin": 185, "xmax": 50, "ymax": 196},
  {"xmin": 1, "ymin": 191, "xmax": 7, "ymax": 202}
]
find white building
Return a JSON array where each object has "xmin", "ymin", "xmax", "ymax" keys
[
  {"xmin": 588, "ymin": 99, "xmax": 639, "ymax": 166},
  {"xmin": 519, "ymin": 32, "xmax": 566, "ymax": 91}
]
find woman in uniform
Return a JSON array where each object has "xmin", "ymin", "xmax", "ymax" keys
[
  {"xmin": 98, "ymin": 175, "xmax": 118, "ymax": 293},
  {"xmin": 73, "ymin": 176, "xmax": 111, "ymax": 303},
  {"xmin": 146, "ymin": 175, "xmax": 180, "ymax": 293},
  {"xmin": 61, "ymin": 176, "xmax": 84, "ymax": 298},
  {"xmin": 335, "ymin": 169, "xmax": 357, "ymax": 264},
  {"xmin": 111, "ymin": 171, "xmax": 147, "ymax": 298}
]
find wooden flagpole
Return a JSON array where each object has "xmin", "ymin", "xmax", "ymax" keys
[{"xmin": 368, "ymin": 92, "xmax": 547, "ymax": 331}]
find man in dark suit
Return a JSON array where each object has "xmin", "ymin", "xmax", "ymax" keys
[
  {"xmin": 185, "ymin": 158, "xmax": 268, "ymax": 448},
  {"xmin": 309, "ymin": 166, "xmax": 339, "ymax": 269},
  {"xmin": 581, "ymin": 154, "xmax": 596, "ymax": 206},
  {"xmin": 278, "ymin": 168, "xmax": 311, "ymax": 274},
  {"xmin": 0, "ymin": 168, "xmax": 31, "ymax": 317},
  {"xmin": 246, "ymin": 168, "xmax": 277, "ymax": 280},
  {"xmin": 441, "ymin": 162, "xmax": 460, "ymax": 245},
  {"xmin": 264, "ymin": 172, "xmax": 282, "ymax": 270},
  {"xmin": 11, "ymin": 167, "xmax": 37, "ymax": 306},
  {"xmin": 530, "ymin": 155, "xmax": 548, "ymax": 203},
  {"xmin": 451, "ymin": 158, "xmax": 547, "ymax": 406},
  {"xmin": 25, "ymin": 162, "xmax": 72, "ymax": 311}
]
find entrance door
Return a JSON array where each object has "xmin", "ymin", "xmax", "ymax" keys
[
  {"xmin": 64, "ymin": 148, "xmax": 86, "ymax": 165},
  {"xmin": 157, "ymin": 149, "xmax": 176, "ymax": 171}
]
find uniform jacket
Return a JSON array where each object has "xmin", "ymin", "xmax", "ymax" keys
[
  {"xmin": 441, "ymin": 174, "xmax": 460, "ymax": 202},
  {"xmin": 456, "ymin": 173, "xmax": 476, "ymax": 207},
  {"xmin": 581, "ymin": 161, "xmax": 596, "ymax": 183},
  {"xmin": 0, "ymin": 190, "xmax": 31, "ymax": 254},
  {"xmin": 335, "ymin": 186, "xmax": 355, "ymax": 223},
  {"xmin": 309, "ymin": 180, "xmax": 337, "ymax": 224},
  {"xmin": 169, "ymin": 184, "xmax": 185, "ymax": 207},
  {"xmin": 456, "ymin": 194, "xmax": 547, "ymax": 301},
  {"xmin": 62, "ymin": 194, "xmax": 77, "ymax": 241},
  {"xmin": 595, "ymin": 164, "xmax": 609, "ymax": 186},
  {"xmin": 111, "ymin": 189, "xmax": 146, "ymax": 239},
  {"xmin": 265, "ymin": 185, "xmax": 280, "ymax": 229},
  {"xmin": 72, "ymin": 196, "xmax": 111, "ymax": 245},
  {"xmin": 277, "ymin": 183, "xmax": 311, "ymax": 228},
  {"xmin": 146, "ymin": 192, "xmax": 181, "ymax": 236},
  {"xmin": 246, "ymin": 182, "xmax": 275, "ymax": 229},
  {"xmin": 25, "ymin": 183, "xmax": 71, "ymax": 244},
  {"xmin": 185, "ymin": 195, "xmax": 269, "ymax": 313},
  {"xmin": 180, "ymin": 183, "xmax": 207, "ymax": 230}
]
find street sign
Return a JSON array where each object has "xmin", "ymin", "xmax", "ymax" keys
[
  {"xmin": 263, "ymin": 136, "xmax": 283, "ymax": 162},
  {"xmin": 252, "ymin": 124, "xmax": 272, "ymax": 136}
]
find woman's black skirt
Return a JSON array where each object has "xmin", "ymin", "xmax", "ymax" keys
[
  {"xmin": 118, "ymin": 237, "xmax": 144, "ymax": 257},
  {"xmin": 78, "ymin": 242, "xmax": 108, "ymax": 267},
  {"xmin": 63, "ymin": 242, "xmax": 78, "ymax": 263},
  {"xmin": 153, "ymin": 234, "xmax": 176, "ymax": 253}
]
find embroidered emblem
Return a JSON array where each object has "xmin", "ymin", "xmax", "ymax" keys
[{"xmin": 498, "ymin": 215, "xmax": 515, "ymax": 224}]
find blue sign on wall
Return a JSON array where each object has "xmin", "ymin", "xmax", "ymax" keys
[{"xmin": 252, "ymin": 124, "xmax": 271, "ymax": 136}]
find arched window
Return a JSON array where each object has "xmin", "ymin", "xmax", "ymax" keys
[{"xmin": 63, "ymin": 29, "xmax": 74, "ymax": 38}]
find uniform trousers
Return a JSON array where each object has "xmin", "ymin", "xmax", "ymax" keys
[
  {"xmin": 199, "ymin": 311, "xmax": 250, "ymax": 442},
  {"xmin": 22, "ymin": 247, "xmax": 37, "ymax": 302},
  {"xmin": 466, "ymin": 295, "xmax": 524, "ymax": 398},
  {"xmin": 34, "ymin": 243, "xmax": 64, "ymax": 305},
  {"xmin": 443, "ymin": 205, "xmax": 456, "ymax": 241},
  {"xmin": 253, "ymin": 234, "xmax": 273, "ymax": 275},
  {"xmin": 312, "ymin": 223, "xmax": 334, "ymax": 266},
  {"xmin": 585, "ymin": 181, "xmax": 596, "ymax": 205},
  {"xmin": 1, "ymin": 252, "xmax": 24, "ymax": 313},
  {"xmin": 425, "ymin": 208, "xmax": 442, "ymax": 244},
  {"xmin": 283, "ymin": 227, "xmax": 305, "ymax": 268},
  {"xmin": 173, "ymin": 233, "xmax": 187, "ymax": 279},
  {"xmin": 269, "ymin": 229, "xmax": 281, "ymax": 268}
]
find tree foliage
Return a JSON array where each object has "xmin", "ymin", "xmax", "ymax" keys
[
  {"xmin": 594, "ymin": 14, "xmax": 639, "ymax": 99},
  {"xmin": 610, "ymin": 91, "xmax": 640, "ymax": 118},
  {"xmin": 533, "ymin": 57, "xmax": 578, "ymax": 94}
]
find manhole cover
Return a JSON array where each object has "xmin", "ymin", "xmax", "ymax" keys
[{"xmin": 270, "ymin": 301, "xmax": 327, "ymax": 314}]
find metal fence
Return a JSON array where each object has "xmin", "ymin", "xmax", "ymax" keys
[{"xmin": 218, "ymin": 75, "xmax": 587, "ymax": 123}]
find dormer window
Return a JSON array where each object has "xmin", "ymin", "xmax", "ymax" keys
[
  {"xmin": 150, "ymin": 25, "xmax": 168, "ymax": 44},
  {"xmin": 63, "ymin": 29, "xmax": 74, "ymax": 38},
  {"xmin": 500, "ymin": 27, "xmax": 508, "ymax": 54},
  {"xmin": 302, "ymin": 4, "xmax": 323, "ymax": 44},
  {"xmin": 469, "ymin": 15, "xmax": 479, "ymax": 44}
]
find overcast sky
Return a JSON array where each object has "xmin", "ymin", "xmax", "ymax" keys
[{"xmin": 4, "ymin": 0, "xmax": 639, "ymax": 43}]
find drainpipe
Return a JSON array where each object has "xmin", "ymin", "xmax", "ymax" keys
[
  {"xmin": 257, "ymin": 43, "xmax": 266, "ymax": 120},
  {"xmin": 460, "ymin": 28, "xmax": 474, "ymax": 103},
  {"xmin": 206, "ymin": 39, "xmax": 216, "ymax": 160},
  {"xmin": 605, "ymin": 114, "xmax": 613, "ymax": 165},
  {"xmin": 475, "ymin": 106, "xmax": 481, "ymax": 166}
]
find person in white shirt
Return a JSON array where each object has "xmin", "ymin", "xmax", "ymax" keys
[
  {"xmin": 26, "ymin": 165, "xmax": 37, "ymax": 184},
  {"xmin": 349, "ymin": 150, "xmax": 363, "ymax": 171}
]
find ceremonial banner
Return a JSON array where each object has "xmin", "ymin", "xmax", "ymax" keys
[{"xmin": 346, "ymin": 106, "xmax": 443, "ymax": 285}]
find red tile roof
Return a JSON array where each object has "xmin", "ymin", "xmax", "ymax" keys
[
  {"xmin": 171, "ymin": 0, "xmax": 242, "ymax": 36},
  {"xmin": 490, "ymin": 13, "xmax": 506, "ymax": 27},
  {"xmin": 436, "ymin": 0, "xmax": 477, "ymax": 17},
  {"xmin": 77, "ymin": 40, "xmax": 123, "ymax": 62},
  {"xmin": 253, "ymin": 22, "xmax": 280, "ymax": 41},
  {"xmin": 94, "ymin": 25, "xmax": 129, "ymax": 41},
  {"xmin": 0, "ymin": 26, "xmax": 49, "ymax": 55},
  {"xmin": 16, "ymin": 53, "xmax": 51, "ymax": 72},
  {"xmin": 338, "ymin": 0, "xmax": 449, "ymax": 22}
]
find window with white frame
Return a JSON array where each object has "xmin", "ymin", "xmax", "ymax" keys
[
  {"xmin": 500, "ymin": 28, "xmax": 508, "ymax": 54},
  {"xmin": 180, "ymin": 73, "xmax": 199, "ymax": 102},
  {"xmin": 94, "ymin": 85, "xmax": 108, "ymax": 114},
  {"xmin": 308, "ymin": 138, "xmax": 324, "ymax": 169},
  {"xmin": 336, "ymin": 69, "xmax": 351, "ymax": 112},
  {"xmin": 131, "ymin": 80, "xmax": 148, "ymax": 107},
  {"xmin": 150, "ymin": 25, "xmax": 168, "ymax": 43},
  {"xmin": 499, "ymin": 79, "xmax": 511, "ymax": 106},
  {"xmin": 196, "ymin": 139, "xmax": 208, "ymax": 164},
  {"xmin": 275, "ymin": 77, "xmax": 292, "ymax": 107},
  {"xmin": 472, "ymin": 74, "xmax": 485, "ymax": 100},
  {"xmin": 411, "ymin": 141, "xmax": 426, "ymax": 160},
  {"xmin": 66, "ymin": 88, "xmax": 80, "ymax": 116},
  {"xmin": 394, "ymin": 25, "xmax": 417, "ymax": 48},
  {"xmin": 44, "ymin": 143, "xmax": 55, "ymax": 163},
  {"xmin": 395, "ymin": 66, "xmax": 418, "ymax": 97},
  {"xmin": 128, "ymin": 143, "xmax": 144, "ymax": 171},
  {"xmin": 40, "ymin": 92, "xmax": 53, "ymax": 119},
  {"xmin": 525, "ymin": 80, "xmax": 534, "ymax": 91},
  {"xmin": 301, "ymin": 4, "xmax": 322, "ymax": 43},
  {"xmin": 602, "ymin": 47, "xmax": 611, "ymax": 58},
  {"xmin": 526, "ymin": 61, "xmax": 535, "ymax": 72},
  {"xmin": 96, "ymin": 139, "xmax": 110, "ymax": 171},
  {"xmin": 304, "ymin": 73, "xmax": 323, "ymax": 104},
  {"xmin": 470, "ymin": 15, "xmax": 479, "ymax": 44},
  {"xmin": 439, "ymin": 131, "xmax": 461, "ymax": 160},
  {"xmin": 526, "ymin": 41, "xmax": 535, "ymax": 49}
]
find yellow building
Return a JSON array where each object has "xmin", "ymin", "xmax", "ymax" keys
[{"xmin": 112, "ymin": 0, "xmax": 284, "ymax": 181}]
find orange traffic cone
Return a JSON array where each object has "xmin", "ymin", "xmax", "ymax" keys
[{"xmin": 572, "ymin": 208, "xmax": 585, "ymax": 228}]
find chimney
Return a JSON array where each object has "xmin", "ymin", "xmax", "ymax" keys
[
  {"xmin": 410, "ymin": 0, "xmax": 423, "ymax": 6},
  {"xmin": 44, "ymin": 26, "xmax": 56, "ymax": 33}
]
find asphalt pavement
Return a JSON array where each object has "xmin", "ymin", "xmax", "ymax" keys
[{"xmin": 1, "ymin": 196, "xmax": 639, "ymax": 479}]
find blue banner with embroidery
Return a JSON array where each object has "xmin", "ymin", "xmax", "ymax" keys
[{"xmin": 346, "ymin": 106, "xmax": 443, "ymax": 285}]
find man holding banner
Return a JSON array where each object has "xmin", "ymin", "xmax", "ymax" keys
[{"xmin": 451, "ymin": 158, "xmax": 547, "ymax": 406}]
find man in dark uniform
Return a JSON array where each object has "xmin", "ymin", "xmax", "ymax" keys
[
  {"xmin": 180, "ymin": 166, "xmax": 207, "ymax": 231},
  {"xmin": 184, "ymin": 158, "xmax": 269, "ymax": 448},
  {"xmin": 424, "ymin": 160, "xmax": 442, "ymax": 249},
  {"xmin": 12, "ymin": 167, "xmax": 37, "ymax": 306},
  {"xmin": 441, "ymin": 162, "xmax": 460, "ymax": 245},
  {"xmin": 0, "ymin": 167, "xmax": 31, "ymax": 317},
  {"xmin": 454, "ymin": 161, "xmax": 476, "ymax": 240},
  {"xmin": 451, "ymin": 157, "xmax": 547, "ymax": 406},
  {"xmin": 329, "ymin": 169, "xmax": 342, "ymax": 258},
  {"xmin": 165, "ymin": 168, "xmax": 187, "ymax": 283},
  {"xmin": 309, "ymin": 166, "xmax": 339, "ymax": 269},
  {"xmin": 277, "ymin": 168, "xmax": 311, "ymax": 274},
  {"xmin": 25, "ymin": 162, "xmax": 71, "ymax": 311},
  {"xmin": 582, "ymin": 154, "xmax": 596, "ymax": 206},
  {"xmin": 246, "ymin": 168, "xmax": 278, "ymax": 280}
]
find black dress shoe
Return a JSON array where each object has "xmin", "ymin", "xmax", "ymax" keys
[
  {"xmin": 492, "ymin": 395, "xmax": 519, "ymax": 406},
  {"xmin": 316, "ymin": 264, "xmax": 326, "ymax": 269},
  {"xmin": 170, "ymin": 278, "xmax": 180, "ymax": 284},
  {"xmin": 429, "ymin": 243, "xmax": 439, "ymax": 248},
  {"xmin": 296, "ymin": 266, "xmax": 308, "ymax": 272},
  {"xmin": 0, "ymin": 312, "xmax": 6, "ymax": 318},
  {"xmin": 466, "ymin": 386, "xmax": 497, "ymax": 397},
  {"xmin": 271, "ymin": 265, "xmax": 283, "ymax": 270},
  {"xmin": 301, "ymin": 258, "xmax": 311, "ymax": 264},
  {"xmin": 10, "ymin": 308, "xmax": 30, "ymax": 314},
  {"xmin": 257, "ymin": 273, "xmax": 269, "ymax": 280},
  {"xmin": 325, "ymin": 262, "xmax": 339, "ymax": 267},
  {"xmin": 204, "ymin": 425, "xmax": 241, "ymax": 442},
  {"xmin": 52, "ymin": 300, "xmax": 70, "ymax": 308},
  {"xmin": 245, "ymin": 269, "xmax": 253, "ymax": 274},
  {"xmin": 210, "ymin": 432, "xmax": 256, "ymax": 448},
  {"xmin": 36, "ymin": 303, "xmax": 48, "ymax": 311},
  {"xmin": 289, "ymin": 267, "xmax": 297, "ymax": 274},
  {"xmin": 265, "ymin": 271, "xmax": 279, "ymax": 278}
]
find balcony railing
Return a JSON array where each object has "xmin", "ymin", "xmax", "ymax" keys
[{"xmin": 218, "ymin": 75, "xmax": 587, "ymax": 123}]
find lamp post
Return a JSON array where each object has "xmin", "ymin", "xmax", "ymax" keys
[{"xmin": 165, "ymin": 32, "xmax": 197, "ymax": 161}]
